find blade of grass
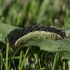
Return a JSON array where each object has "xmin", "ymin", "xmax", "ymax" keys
[
  {"xmin": 29, "ymin": 0, "xmax": 35, "ymax": 12},
  {"xmin": 16, "ymin": 2, "xmax": 28, "ymax": 26},
  {"xmin": 30, "ymin": 1, "xmax": 40, "ymax": 24},
  {"xmin": 63, "ymin": 60, "xmax": 65, "ymax": 70},
  {"xmin": 18, "ymin": 51, "xmax": 23, "ymax": 70},
  {"xmin": 0, "ymin": 52, "xmax": 3, "ymax": 70},
  {"xmin": 68, "ymin": 61, "xmax": 70, "ymax": 70},
  {"xmin": 4, "ymin": 56, "xmax": 20, "ymax": 60},
  {"xmin": 52, "ymin": 52, "xmax": 59, "ymax": 70},
  {"xmin": 6, "ymin": 0, "xmax": 20, "ymax": 25},
  {"xmin": 6, "ymin": 43, "xmax": 9, "ymax": 70},
  {"xmin": 20, "ymin": 47, "xmax": 30, "ymax": 70},
  {"xmin": 63, "ymin": 5, "xmax": 69, "ymax": 27},
  {"xmin": 36, "ymin": 0, "xmax": 50, "ymax": 23}
]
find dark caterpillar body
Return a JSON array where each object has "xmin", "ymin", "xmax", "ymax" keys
[{"xmin": 7, "ymin": 25, "xmax": 66, "ymax": 47}]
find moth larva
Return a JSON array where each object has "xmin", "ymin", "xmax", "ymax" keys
[{"xmin": 7, "ymin": 25, "xmax": 66, "ymax": 47}]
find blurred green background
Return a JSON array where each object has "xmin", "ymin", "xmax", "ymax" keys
[
  {"xmin": 0, "ymin": 0, "xmax": 70, "ymax": 70},
  {"xmin": 0, "ymin": 0, "xmax": 70, "ymax": 28}
]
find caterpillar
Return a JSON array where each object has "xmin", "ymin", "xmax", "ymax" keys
[{"xmin": 7, "ymin": 25, "xmax": 66, "ymax": 47}]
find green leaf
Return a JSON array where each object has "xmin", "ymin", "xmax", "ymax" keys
[
  {"xmin": 24, "ymin": 38, "xmax": 70, "ymax": 52},
  {"xmin": 60, "ymin": 51, "xmax": 70, "ymax": 60},
  {"xmin": 65, "ymin": 28, "xmax": 70, "ymax": 37},
  {"xmin": 0, "ymin": 23, "xmax": 19, "ymax": 43},
  {"xmin": 24, "ymin": 38, "xmax": 70, "ymax": 59}
]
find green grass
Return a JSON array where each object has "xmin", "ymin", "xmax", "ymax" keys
[{"xmin": 0, "ymin": 0, "xmax": 70, "ymax": 70}]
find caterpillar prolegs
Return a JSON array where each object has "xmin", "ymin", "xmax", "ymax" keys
[{"xmin": 7, "ymin": 25, "xmax": 66, "ymax": 47}]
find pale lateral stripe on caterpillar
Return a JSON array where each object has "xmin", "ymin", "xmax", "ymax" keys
[{"xmin": 15, "ymin": 31, "xmax": 62, "ymax": 47}]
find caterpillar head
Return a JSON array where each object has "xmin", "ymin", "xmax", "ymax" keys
[{"xmin": 59, "ymin": 30, "xmax": 66, "ymax": 39}]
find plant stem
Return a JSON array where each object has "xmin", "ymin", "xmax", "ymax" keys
[
  {"xmin": 63, "ymin": 60, "xmax": 65, "ymax": 70},
  {"xmin": 6, "ymin": 43, "xmax": 9, "ymax": 70}
]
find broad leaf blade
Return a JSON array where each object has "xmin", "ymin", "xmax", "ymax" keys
[{"xmin": 24, "ymin": 38, "xmax": 70, "ymax": 52}]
